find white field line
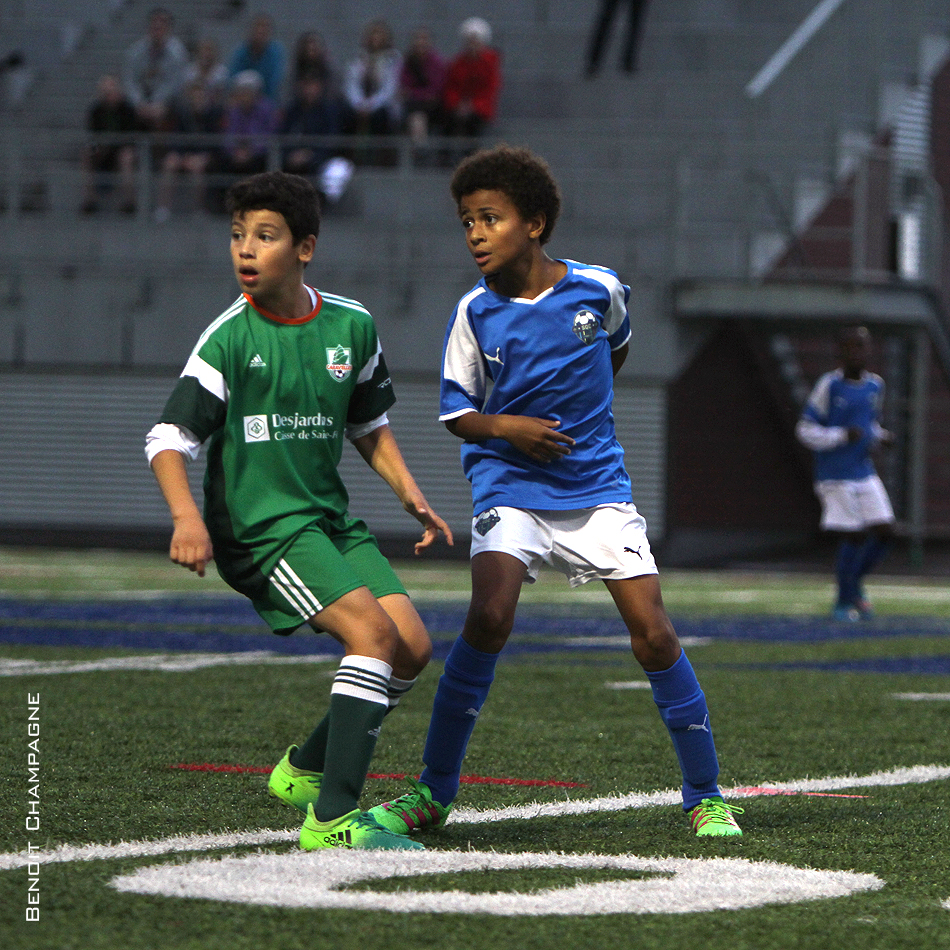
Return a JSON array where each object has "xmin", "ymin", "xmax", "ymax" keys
[
  {"xmin": 892, "ymin": 692, "xmax": 950, "ymax": 702},
  {"xmin": 3, "ymin": 763, "xmax": 948, "ymax": 871},
  {"xmin": 566, "ymin": 636, "xmax": 709, "ymax": 649},
  {"xmin": 0, "ymin": 652, "xmax": 337, "ymax": 676}
]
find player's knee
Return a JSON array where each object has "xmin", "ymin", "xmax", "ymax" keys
[
  {"xmin": 398, "ymin": 629, "xmax": 432, "ymax": 676},
  {"xmin": 629, "ymin": 616, "xmax": 679, "ymax": 670},
  {"xmin": 352, "ymin": 612, "xmax": 400, "ymax": 662},
  {"xmin": 463, "ymin": 599, "xmax": 515, "ymax": 652}
]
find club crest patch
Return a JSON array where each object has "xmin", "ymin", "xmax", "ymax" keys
[
  {"xmin": 326, "ymin": 345, "xmax": 353, "ymax": 381},
  {"xmin": 572, "ymin": 310, "xmax": 598, "ymax": 345},
  {"xmin": 474, "ymin": 508, "xmax": 501, "ymax": 536}
]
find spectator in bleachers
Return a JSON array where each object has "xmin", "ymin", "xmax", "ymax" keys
[
  {"xmin": 81, "ymin": 74, "xmax": 140, "ymax": 215},
  {"xmin": 281, "ymin": 74, "xmax": 353, "ymax": 207},
  {"xmin": 228, "ymin": 13, "xmax": 286, "ymax": 104},
  {"xmin": 344, "ymin": 18, "xmax": 403, "ymax": 141},
  {"xmin": 122, "ymin": 6, "xmax": 188, "ymax": 132},
  {"xmin": 292, "ymin": 30, "xmax": 334, "ymax": 90},
  {"xmin": 399, "ymin": 27, "xmax": 445, "ymax": 147},
  {"xmin": 281, "ymin": 74, "xmax": 342, "ymax": 176},
  {"xmin": 183, "ymin": 38, "xmax": 229, "ymax": 106},
  {"xmin": 442, "ymin": 18, "xmax": 501, "ymax": 150},
  {"xmin": 154, "ymin": 80, "xmax": 225, "ymax": 223},
  {"xmin": 219, "ymin": 69, "xmax": 278, "ymax": 178}
]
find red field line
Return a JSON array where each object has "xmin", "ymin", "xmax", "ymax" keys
[
  {"xmin": 169, "ymin": 762, "xmax": 587, "ymax": 788},
  {"xmin": 733, "ymin": 785, "xmax": 869, "ymax": 799}
]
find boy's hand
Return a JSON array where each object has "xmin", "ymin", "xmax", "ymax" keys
[
  {"xmin": 500, "ymin": 416, "xmax": 575, "ymax": 463},
  {"xmin": 403, "ymin": 499, "xmax": 454, "ymax": 555},
  {"xmin": 169, "ymin": 515, "xmax": 214, "ymax": 577}
]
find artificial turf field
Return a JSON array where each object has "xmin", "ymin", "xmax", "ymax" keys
[{"xmin": 1, "ymin": 547, "xmax": 949, "ymax": 950}]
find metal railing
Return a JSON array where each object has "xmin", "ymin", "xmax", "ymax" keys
[{"xmin": 0, "ymin": 128, "xmax": 485, "ymax": 220}]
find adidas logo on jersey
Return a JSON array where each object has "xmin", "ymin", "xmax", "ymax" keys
[{"xmin": 248, "ymin": 353, "xmax": 267, "ymax": 368}]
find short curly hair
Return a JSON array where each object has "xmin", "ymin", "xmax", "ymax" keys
[
  {"xmin": 450, "ymin": 145, "xmax": 561, "ymax": 245},
  {"xmin": 226, "ymin": 171, "xmax": 321, "ymax": 245}
]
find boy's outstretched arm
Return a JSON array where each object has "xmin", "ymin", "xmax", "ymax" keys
[
  {"xmin": 446, "ymin": 411, "xmax": 575, "ymax": 464},
  {"xmin": 150, "ymin": 449, "xmax": 214, "ymax": 576},
  {"xmin": 351, "ymin": 424, "xmax": 454, "ymax": 553}
]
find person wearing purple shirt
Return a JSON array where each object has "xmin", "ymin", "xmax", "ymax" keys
[{"xmin": 220, "ymin": 70, "xmax": 278, "ymax": 176}]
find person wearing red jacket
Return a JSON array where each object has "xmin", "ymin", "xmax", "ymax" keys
[{"xmin": 442, "ymin": 17, "xmax": 501, "ymax": 144}]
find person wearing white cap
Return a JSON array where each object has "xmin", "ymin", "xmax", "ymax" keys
[{"xmin": 442, "ymin": 16, "xmax": 501, "ymax": 149}]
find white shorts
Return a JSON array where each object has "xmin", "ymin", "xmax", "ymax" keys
[
  {"xmin": 470, "ymin": 503, "xmax": 658, "ymax": 587},
  {"xmin": 815, "ymin": 475, "xmax": 895, "ymax": 532}
]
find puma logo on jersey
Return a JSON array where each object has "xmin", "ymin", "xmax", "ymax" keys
[
  {"xmin": 483, "ymin": 347, "xmax": 504, "ymax": 367},
  {"xmin": 465, "ymin": 707, "xmax": 480, "ymax": 719},
  {"xmin": 624, "ymin": 546, "xmax": 643, "ymax": 559},
  {"xmin": 248, "ymin": 353, "xmax": 267, "ymax": 368}
]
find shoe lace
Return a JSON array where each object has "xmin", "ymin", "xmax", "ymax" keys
[
  {"xmin": 695, "ymin": 798, "xmax": 744, "ymax": 822},
  {"xmin": 385, "ymin": 777, "xmax": 429, "ymax": 810}
]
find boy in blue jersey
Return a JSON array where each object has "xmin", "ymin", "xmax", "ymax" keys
[
  {"xmin": 796, "ymin": 325, "xmax": 895, "ymax": 620},
  {"xmin": 369, "ymin": 145, "xmax": 743, "ymax": 838}
]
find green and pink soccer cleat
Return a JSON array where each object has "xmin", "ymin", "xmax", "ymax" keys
[
  {"xmin": 688, "ymin": 796, "xmax": 744, "ymax": 836},
  {"xmin": 367, "ymin": 777, "xmax": 452, "ymax": 835}
]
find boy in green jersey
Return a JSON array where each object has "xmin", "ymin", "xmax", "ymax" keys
[{"xmin": 146, "ymin": 171, "xmax": 452, "ymax": 851}]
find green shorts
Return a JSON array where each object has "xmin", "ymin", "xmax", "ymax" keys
[{"xmin": 214, "ymin": 515, "xmax": 406, "ymax": 636}]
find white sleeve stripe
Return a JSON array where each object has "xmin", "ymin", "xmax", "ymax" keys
[
  {"xmin": 807, "ymin": 372, "xmax": 835, "ymax": 417},
  {"xmin": 356, "ymin": 340, "xmax": 382, "ymax": 384},
  {"xmin": 438, "ymin": 407, "xmax": 477, "ymax": 422},
  {"xmin": 182, "ymin": 353, "xmax": 229, "ymax": 403},
  {"xmin": 611, "ymin": 328, "xmax": 632, "ymax": 350},
  {"xmin": 573, "ymin": 266, "xmax": 629, "ymax": 336},
  {"xmin": 442, "ymin": 294, "xmax": 487, "ymax": 408}
]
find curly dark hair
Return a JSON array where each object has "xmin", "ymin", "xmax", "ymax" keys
[
  {"xmin": 226, "ymin": 171, "xmax": 321, "ymax": 245},
  {"xmin": 450, "ymin": 145, "xmax": 561, "ymax": 245}
]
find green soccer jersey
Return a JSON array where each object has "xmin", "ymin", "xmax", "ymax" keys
[{"xmin": 158, "ymin": 289, "xmax": 395, "ymax": 556}]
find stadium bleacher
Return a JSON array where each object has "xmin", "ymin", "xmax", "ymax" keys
[{"xmin": 2, "ymin": 0, "xmax": 949, "ymax": 559}]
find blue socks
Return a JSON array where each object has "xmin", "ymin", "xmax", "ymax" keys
[
  {"xmin": 854, "ymin": 536, "xmax": 890, "ymax": 597},
  {"xmin": 646, "ymin": 652, "xmax": 721, "ymax": 810},
  {"xmin": 835, "ymin": 540, "xmax": 862, "ymax": 607},
  {"xmin": 420, "ymin": 636, "xmax": 499, "ymax": 807},
  {"xmin": 837, "ymin": 536, "xmax": 891, "ymax": 606},
  {"xmin": 418, "ymin": 639, "xmax": 722, "ymax": 814}
]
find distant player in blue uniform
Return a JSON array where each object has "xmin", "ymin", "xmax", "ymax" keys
[
  {"xmin": 796, "ymin": 325, "xmax": 895, "ymax": 620},
  {"xmin": 369, "ymin": 145, "xmax": 742, "ymax": 838}
]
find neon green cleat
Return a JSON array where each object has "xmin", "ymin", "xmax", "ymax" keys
[
  {"xmin": 688, "ymin": 797, "xmax": 744, "ymax": 837},
  {"xmin": 267, "ymin": 745, "xmax": 322, "ymax": 814},
  {"xmin": 367, "ymin": 777, "xmax": 452, "ymax": 835},
  {"xmin": 300, "ymin": 805, "xmax": 425, "ymax": 851}
]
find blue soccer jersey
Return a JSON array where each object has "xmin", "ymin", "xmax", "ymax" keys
[
  {"xmin": 800, "ymin": 369, "xmax": 885, "ymax": 481},
  {"xmin": 440, "ymin": 259, "xmax": 633, "ymax": 514}
]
